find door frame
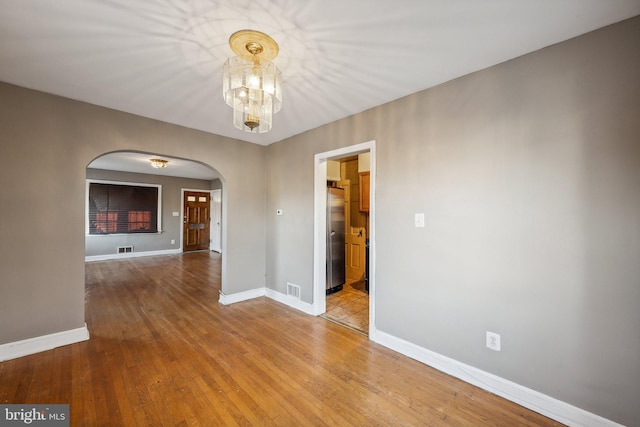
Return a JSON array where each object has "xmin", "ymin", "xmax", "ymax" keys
[
  {"xmin": 180, "ymin": 188, "xmax": 215, "ymax": 251},
  {"xmin": 210, "ymin": 189, "xmax": 222, "ymax": 253},
  {"xmin": 313, "ymin": 140, "xmax": 376, "ymax": 339}
]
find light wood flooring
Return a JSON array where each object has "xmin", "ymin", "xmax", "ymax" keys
[
  {"xmin": 0, "ymin": 251, "xmax": 561, "ymax": 426},
  {"xmin": 324, "ymin": 280, "xmax": 369, "ymax": 334}
]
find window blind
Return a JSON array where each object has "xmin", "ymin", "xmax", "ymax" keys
[{"xmin": 88, "ymin": 183, "xmax": 158, "ymax": 234}]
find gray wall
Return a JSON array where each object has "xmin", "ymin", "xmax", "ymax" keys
[
  {"xmin": 85, "ymin": 169, "xmax": 217, "ymax": 257},
  {"xmin": 265, "ymin": 17, "xmax": 640, "ymax": 426},
  {"xmin": 0, "ymin": 83, "xmax": 266, "ymax": 344}
]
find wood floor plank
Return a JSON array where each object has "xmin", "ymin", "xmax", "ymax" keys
[{"xmin": 0, "ymin": 252, "xmax": 562, "ymax": 426}]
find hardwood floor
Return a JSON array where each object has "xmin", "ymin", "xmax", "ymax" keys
[{"xmin": 0, "ymin": 252, "xmax": 561, "ymax": 426}]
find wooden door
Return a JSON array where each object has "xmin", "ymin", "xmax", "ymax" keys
[
  {"xmin": 183, "ymin": 191, "xmax": 210, "ymax": 252},
  {"xmin": 359, "ymin": 172, "xmax": 370, "ymax": 212},
  {"xmin": 337, "ymin": 180, "xmax": 366, "ymax": 283}
]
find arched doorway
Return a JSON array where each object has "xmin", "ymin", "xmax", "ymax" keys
[{"xmin": 85, "ymin": 150, "xmax": 225, "ymax": 286}]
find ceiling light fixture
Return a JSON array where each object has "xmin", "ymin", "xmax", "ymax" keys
[
  {"xmin": 150, "ymin": 158, "xmax": 168, "ymax": 169},
  {"xmin": 222, "ymin": 30, "xmax": 282, "ymax": 133}
]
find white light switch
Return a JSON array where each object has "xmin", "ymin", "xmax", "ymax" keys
[
  {"xmin": 172, "ymin": 211, "xmax": 179, "ymax": 217},
  {"xmin": 414, "ymin": 213, "xmax": 425, "ymax": 228}
]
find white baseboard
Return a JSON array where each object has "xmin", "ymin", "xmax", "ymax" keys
[
  {"xmin": 85, "ymin": 248, "xmax": 181, "ymax": 262},
  {"xmin": 265, "ymin": 289, "xmax": 315, "ymax": 315},
  {"xmin": 218, "ymin": 287, "xmax": 315, "ymax": 315},
  {"xmin": 373, "ymin": 330, "xmax": 621, "ymax": 427},
  {"xmin": 0, "ymin": 324, "xmax": 90, "ymax": 362},
  {"xmin": 218, "ymin": 287, "xmax": 266, "ymax": 305}
]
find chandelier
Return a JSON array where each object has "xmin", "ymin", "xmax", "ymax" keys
[{"xmin": 222, "ymin": 30, "xmax": 282, "ymax": 133}]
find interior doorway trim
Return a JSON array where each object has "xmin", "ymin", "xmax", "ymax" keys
[{"xmin": 313, "ymin": 140, "xmax": 376, "ymax": 339}]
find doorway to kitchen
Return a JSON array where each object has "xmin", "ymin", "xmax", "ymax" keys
[
  {"xmin": 324, "ymin": 154, "xmax": 370, "ymax": 333},
  {"xmin": 313, "ymin": 140, "xmax": 376, "ymax": 338}
]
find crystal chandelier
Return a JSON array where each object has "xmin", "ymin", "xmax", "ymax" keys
[{"xmin": 222, "ymin": 30, "xmax": 282, "ymax": 133}]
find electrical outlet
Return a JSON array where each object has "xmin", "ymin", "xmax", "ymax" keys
[
  {"xmin": 171, "ymin": 239, "xmax": 176, "ymax": 245},
  {"xmin": 486, "ymin": 331, "xmax": 501, "ymax": 351}
]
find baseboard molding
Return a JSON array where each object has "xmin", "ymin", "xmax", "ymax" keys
[
  {"xmin": 218, "ymin": 287, "xmax": 266, "ymax": 305},
  {"xmin": 374, "ymin": 330, "xmax": 621, "ymax": 427},
  {"xmin": 85, "ymin": 248, "xmax": 181, "ymax": 262},
  {"xmin": 218, "ymin": 287, "xmax": 315, "ymax": 315},
  {"xmin": 264, "ymin": 289, "xmax": 315, "ymax": 315},
  {"xmin": 0, "ymin": 324, "xmax": 90, "ymax": 362}
]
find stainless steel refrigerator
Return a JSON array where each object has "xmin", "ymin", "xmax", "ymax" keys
[{"xmin": 326, "ymin": 187, "xmax": 345, "ymax": 294}]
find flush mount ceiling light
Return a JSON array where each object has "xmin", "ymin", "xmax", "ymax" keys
[
  {"xmin": 150, "ymin": 158, "xmax": 168, "ymax": 169},
  {"xmin": 222, "ymin": 30, "xmax": 282, "ymax": 133}
]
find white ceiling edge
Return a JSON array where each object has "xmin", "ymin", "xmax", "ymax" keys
[{"xmin": 88, "ymin": 152, "xmax": 220, "ymax": 181}]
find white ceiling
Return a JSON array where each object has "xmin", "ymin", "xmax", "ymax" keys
[
  {"xmin": 2, "ymin": 0, "xmax": 639, "ymax": 149},
  {"xmin": 88, "ymin": 152, "xmax": 220, "ymax": 180}
]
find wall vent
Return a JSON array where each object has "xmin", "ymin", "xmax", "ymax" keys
[
  {"xmin": 117, "ymin": 246, "xmax": 134, "ymax": 254},
  {"xmin": 287, "ymin": 282, "xmax": 301, "ymax": 300}
]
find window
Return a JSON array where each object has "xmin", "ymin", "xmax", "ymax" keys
[{"xmin": 87, "ymin": 181, "xmax": 160, "ymax": 235}]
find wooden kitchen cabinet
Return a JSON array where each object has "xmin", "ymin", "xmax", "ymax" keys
[{"xmin": 359, "ymin": 171, "xmax": 370, "ymax": 213}]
